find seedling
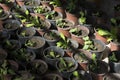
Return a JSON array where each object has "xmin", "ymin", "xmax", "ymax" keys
[
  {"xmin": 56, "ymin": 18, "xmax": 73, "ymax": 28},
  {"xmin": 59, "ymin": 58, "xmax": 75, "ymax": 72},
  {"xmin": 20, "ymin": 31, "xmax": 29, "ymax": 37},
  {"xmin": 25, "ymin": 40, "xmax": 37, "ymax": 47},
  {"xmin": 109, "ymin": 52, "xmax": 118, "ymax": 62},
  {"xmin": 69, "ymin": 27, "xmax": 82, "ymax": 36},
  {"xmin": 45, "ymin": 11, "xmax": 59, "ymax": 20},
  {"xmin": 33, "ymin": 6, "xmax": 50, "ymax": 14},
  {"xmin": 57, "ymin": 33, "xmax": 70, "ymax": 49},
  {"xmin": 96, "ymin": 28, "xmax": 117, "ymax": 42},
  {"xmin": 82, "ymin": 36, "xmax": 97, "ymax": 51},
  {"xmin": 46, "ymin": 49, "xmax": 61, "ymax": 59},
  {"xmin": 79, "ymin": 11, "xmax": 86, "ymax": 24}
]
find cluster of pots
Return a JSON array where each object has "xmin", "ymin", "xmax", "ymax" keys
[{"xmin": 0, "ymin": 0, "xmax": 120, "ymax": 80}]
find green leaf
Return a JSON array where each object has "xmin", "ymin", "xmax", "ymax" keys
[
  {"xmin": 111, "ymin": 18, "xmax": 117, "ymax": 25},
  {"xmin": 26, "ymin": 24, "xmax": 34, "ymax": 27},
  {"xmin": 82, "ymin": 45, "xmax": 89, "ymax": 50},
  {"xmin": 73, "ymin": 71, "xmax": 79, "ymax": 77},
  {"xmin": 97, "ymin": 28, "xmax": 112, "ymax": 36},
  {"xmin": 79, "ymin": 17, "xmax": 86, "ymax": 24},
  {"xmin": 69, "ymin": 28, "xmax": 77, "ymax": 33},
  {"xmin": 50, "ymin": 51, "xmax": 55, "ymax": 57},
  {"xmin": 83, "ymin": 36, "xmax": 89, "ymax": 41},
  {"xmin": 56, "ymin": 42, "xmax": 62, "ymax": 47},
  {"xmin": 60, "ymin": 33, "xmax": 65, "ymax": 41},
  {"xmin": 25, "ymin": 10, "xmax": 29, "ymax": 15},
  {"xmin": 92, "ymin": 53, "xmax": 96, "ymax": 61}
]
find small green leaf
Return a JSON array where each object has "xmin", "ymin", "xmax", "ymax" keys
[
  {"xmin": 26, "ymin": 24, "xmax": 34, "ymax": 27},
  {"xmin": 82, "ymin": 45, "xmax": 89, "ymax": 50},
  {"xmin": 73, "ymin": 71, "xmax": 79, "ymax": 77},
  {"xmin": 97, "ymin": 28, "xmax": 111, "ymax": 36},
  {"xmin": 69, "ymin": 28, "xmax": 77, "ymax": 33},
  {"xmin": 92, "ymin": 53, "xmax": 96, "ymax": 60},
  {"xmin": 60, "ymin": 33, "xmax": 65, "ymax": 41},
  {"xmin": 25, "ymin": 10, "xmax": 29, "ymax": 15}
]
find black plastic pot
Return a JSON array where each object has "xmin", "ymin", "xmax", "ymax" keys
[
  {"xmin": 25, "ymin": 36, "xmax": 46, "ymax": 56},
  {"xmin": 0, "ymin": 48, "xmax": 7, "ymax": 64},
  {"xmin": 89, "ymin": 60, "xmax": 110, "ymax": 80},
  {"xmin": 43, "ymin": 30, "xmax": 60, "ymax": 46},
  {"xmin": 16, "ymin": 27, "xmax": 36, "ymax": 44},
  {"xmin": 30, "ymin": 59, "xmax": 48, "ymax": 75},
  {"xmin": 43, "ymin": 46, "xmax": 64, "ymax": 67},
  {"xmin": 0, "ymin": 31, "xmax": 10, "ymax": 44},
  {"xmin": 3, "ymin": 19, "xmax": 21, "ymax": 32},
  {"xmin": 56, "ymin": 57, "xmax": 78, "ymax": 79},
  {"xmin": 3, "ymin": 39, "xmax": 21, "ymax": 52},
  {"xmin": 109, "ymin": 51, "xmax": 120, "ymax": 73},
  {"xmin": 90, "ymin": 39, "xmax": 106, "ymax": 60},
  {"xmin": 103, "ymin": 73, "xmax": 120, "ymax": 80}
]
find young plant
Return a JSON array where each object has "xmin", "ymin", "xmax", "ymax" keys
[
  {"xmin": 96, "ymin": 28, "xmax": 117, "ymax": 42},
  {"xmin": 25, "ymin": 40, "xmax": 37, "ymax": 47},
  {"xmin": 49, "ymin": 0, "xmax": 61, "ymax": 7},
  {"xmin": 20, "ymin": 30, "xmax": 29, "ymax": 37},
  {"xmin": 109, "ymin": 52, "xmax": 118, "ymax": 62},
  {"xmin": 71, "ymin": 71, "xmax": 84, "ymax": 80},
  {"xmin": 45, "ymin": 11, "xmax": 59, "ymax": 20},
  {"xmin": 33, "ymin": 6, "xmax": 50, "ymax": 14},
  {"xmin": 0, "ymin": 60, "xmax": 16, "ymax": 80},
  {"xmin": 89, "ymin": 53, "xmax": 100, "ymax": 73},
  {"xmin": 82, "ymin": 36, "xmax": 97, "ymax": 51},
  {"xmin": 69, "ymin": 27, "xmax": 82, "ymax": 36},
  {"xmin": 29, "ymin": 16, "xmax": 48, "ymax": 29},
  {"xmin": 4, "ymin": 40, "xmax": 17, "ymax": 50},
  {"xmin": 56, "ymin": 33, "xmax": 70, "ymax": 49},
  {"xmin": 46, "ymin": 49, "xmax": 61, "ymax": 59},
  {"xmin": 78, "ymin": 11, "xmax": 86, "ymax": 24},
  {"xmin": 56, "ymin": 18, "xmax": 73, "ymax": 28},
  {"xmin": 44, "ymin": 30, "xmax": 59, "ymax": 40},
  {"xmin": 74, "ymin": 52, "xmax": 88, "ymax": 63},
  {"xmin": 59, "ymin": 58, "xmax": 75, "ymax": 72}
]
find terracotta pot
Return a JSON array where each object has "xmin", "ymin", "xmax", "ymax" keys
[
  {"xmin": 0, "ymin": 4, "xmax": 10, "ymax": 20},
  {"xmin": 66, "ymin": 12, "xmax": 79, "ymax": 25},
  {"xmin": 0, "ymin": 3, "xmax": 10, "ymax": 11},
  {"xmin": 54, "ymin": 7, "xmax": 66, "ymax": 18},
  {"xmin": 16, "ymin": 0, "xmax": 24, "ymax": 7},
  {"xmin": 73, "ymin": 49, "xmax": 92, "ymax": 71},
  {"xmin": 70, "ymin": 25, "xmax": 90, "ymax": 45},
  {"xmin": 94, "ymin": 32, "xmax": 108, "ymax": 44},
  {"xmin": 57, "ymin": 19, "xmax": 74, "ymax": 38},
  {"xmin": 107, "ymin": 42, "xmax": 120, "ymax": 51}
]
